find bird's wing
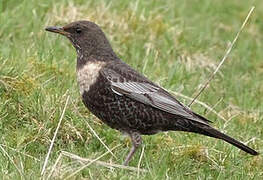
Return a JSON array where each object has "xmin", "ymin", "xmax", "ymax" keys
[{"xmin": 101, "ymin": 66, "xmax": 211, "ymax": 125}]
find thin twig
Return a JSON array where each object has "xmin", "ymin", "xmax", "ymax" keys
[
  {"xmin": 0, "ymin": 145, "xmax": 24, "ymax": 177},
  {"xmin": 188, "ymin": 6, "xmax": 255, "ymax": 107},
  {"xmin": 61, "ymin": 149, "xmax": 147, "ymax": 173},
  {"xmin": 46, "ymin": 152, "xmax": 63, "ymax": 180},
  {"xmin": 0, "ymin": 144, "xmax": 40, "ymax": 162},
  {"xmin": 205, "ymin": 97, "xmax": 223, "ymax": 116},
  {"xmin": 64, "ymin": 145, "xmax": 120, "ymax": 179},
  {"xmin": 172, "ymin": 91, "xmax": 226, "ymax": 121},
  {"xmin": 72, "ymin": 103, "xmax": 116, "ymax": 159},
  {"xmin": 205, "ymin": 153, "xmax": 220, "ymax": 169},
  {"xmin": 41, "ymin": 95, "xmax": 70, "ymax": 175},
  {"xmin": 137, "ymin": 145, "xmax": 145, "ymax": 177},
  {"xmin": 86, "ymin": 121, "xmax": 117, "ymax": 158}
]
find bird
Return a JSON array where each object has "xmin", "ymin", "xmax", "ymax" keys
[{"xmin": 45, "ymin": 20, "xmax": 258, "ymax": 165}]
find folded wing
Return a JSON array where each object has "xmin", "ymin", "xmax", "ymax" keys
[{"xmin": 101, "ymin": 67, "xmax": 212, "ymax": 125}]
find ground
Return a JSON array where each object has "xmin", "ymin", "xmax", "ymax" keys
[{"xmin": 0, "ymin": 0, "xmax": 262, "ymax": 179}]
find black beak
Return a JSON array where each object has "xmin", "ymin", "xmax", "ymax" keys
[{"xmin": 45, "ymin": 26, "xmax": 69, "ymax": 36}]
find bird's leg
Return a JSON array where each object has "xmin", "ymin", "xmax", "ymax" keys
[{"xmin": 123, "ymin": 131, "xmax": 142, "ymax": 166}]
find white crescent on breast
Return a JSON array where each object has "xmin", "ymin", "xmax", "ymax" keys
[{"xmin": 77, "ymin": 61, "xmax": 106, "ymax": 95}]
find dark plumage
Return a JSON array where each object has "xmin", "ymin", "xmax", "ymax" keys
[{"xmin": 45, "ymin": 21, "xmax": 258, "ymax": 165}]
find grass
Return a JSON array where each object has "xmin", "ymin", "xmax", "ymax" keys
[{"xmin": 0, "ymin": 0, "xmax": 263, "ymax": 179}]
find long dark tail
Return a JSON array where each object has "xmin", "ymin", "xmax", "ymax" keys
[{"xmin": 192, "ymin": 124, "xmax": 259, "ymax": 155}]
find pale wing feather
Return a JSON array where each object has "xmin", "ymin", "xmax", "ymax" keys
[
  {"xmin": 102, "ymin": 68, "xmax": 209, "ymax": 125},
  {"xmin": 111, "ymin": 82, "xmax": 193, "ymax": 119}
]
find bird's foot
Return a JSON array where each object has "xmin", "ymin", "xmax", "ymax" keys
[{"xmin": 123, "ymin": 131, "xmax": 142, "ymax": 166}]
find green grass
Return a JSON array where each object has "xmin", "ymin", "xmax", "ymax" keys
[{"xmin": 0, "ymin": 0, "xmax": 263, "ymax": 179}]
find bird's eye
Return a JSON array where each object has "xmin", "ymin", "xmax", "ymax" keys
[{"xmin": 75, "ymin": 28, "xmax": 82, "ymax": 34}]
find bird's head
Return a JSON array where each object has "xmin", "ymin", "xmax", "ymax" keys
[{"xmin": 45, "ymin": 21, "xmax": 115, "ymax": 59}]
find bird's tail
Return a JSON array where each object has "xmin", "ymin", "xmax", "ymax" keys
[{"xmin": 191, "ymin": 124, "xmax": 259, "ymax": 155}]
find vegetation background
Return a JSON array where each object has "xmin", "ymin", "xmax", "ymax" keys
[{"xmin": 0, "ymin": 0, "xmax": 262, "ymax": 179}]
